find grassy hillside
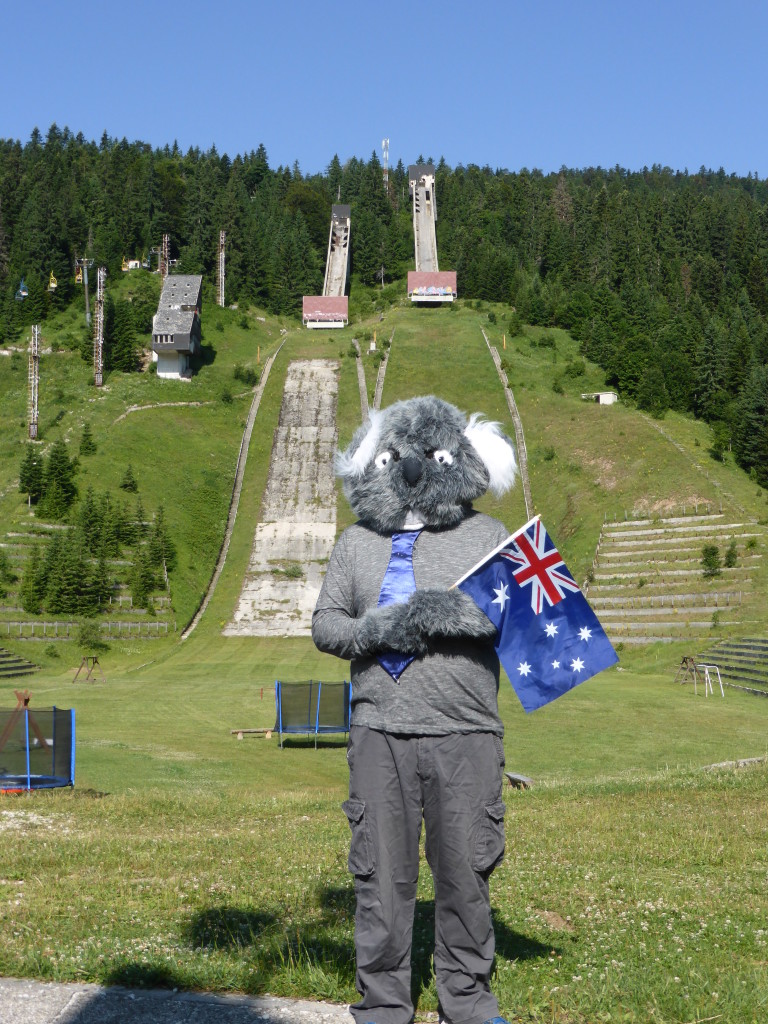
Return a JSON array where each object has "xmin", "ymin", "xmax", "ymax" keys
[{"xmin": 2, "ymin": 293, "xmax": 768, "ymax": 1022}]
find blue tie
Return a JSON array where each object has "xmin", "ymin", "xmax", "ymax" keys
[{"xmin": 376, "ymin": 530, "xmax": 422, "ymax": 680}]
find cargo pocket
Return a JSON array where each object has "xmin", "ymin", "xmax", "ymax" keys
[
  {"xmin": 342, "ymin": 798, "xmax": 375, "ymax": 877},
  {"xmin": 471, "ymin": 800, "xmax": 506, "ymax": 874}
]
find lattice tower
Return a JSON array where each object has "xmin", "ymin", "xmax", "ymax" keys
[
  {"xmin": 218, "ymin": 230, "xmax": 226, "ymax": 307},
  {"xmin": 28, "ymin": 324, "xmax": 40, "ymax": 439},
  {"xmin": 161, "ymin": 233, "xmax": 170, "ymax": 279},
  {"xmin": 93, "ymin": 267, "xmax": 105, "ymax": 387}
]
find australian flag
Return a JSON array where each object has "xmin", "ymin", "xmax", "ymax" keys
[{"xmin": 457, "ymin": 516, "xmax": 618, "ymax": 712}]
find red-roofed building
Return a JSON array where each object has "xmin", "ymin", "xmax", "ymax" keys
[
  {"xmin": 407, "ymin": 271, "xmax": 457, "ymax": 303},
  {"xmin": 302, "ymin": 295, "xmax": 349, "ymax": 328}
]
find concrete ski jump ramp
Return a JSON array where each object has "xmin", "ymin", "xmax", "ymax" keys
[
  {"xmin": 407, "ymin": 163, "xmax": 456, "ymax": 302},
  {"xmin": 224, "ymin": 359, "xmax": 339, "ymax": 637},
  {"xmin": 303, "ymin": 204, "xmax": 350, "ymax": 328}
]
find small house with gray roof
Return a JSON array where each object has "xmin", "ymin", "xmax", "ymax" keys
[{"xmin": 151, "ymin": 275, "xmax": 203, "ymax": 379}]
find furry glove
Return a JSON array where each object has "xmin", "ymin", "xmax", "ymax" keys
[
  {"xmin": 354, "ymin": 602, "xmax": 429, "ymax": 657},
  {"xmin": 404, "ymin": 588, "xmax": 498, "ymax": 641},
  {"xmin": 353, "ymin": 589, "xmax": 496, "ymax": 658}
]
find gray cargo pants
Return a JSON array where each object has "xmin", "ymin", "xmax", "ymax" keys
[{"xmin": 342, "ymin": 726, "xmax": 506, "ymax": 1024}]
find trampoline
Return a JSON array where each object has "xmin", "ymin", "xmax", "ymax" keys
[
  {"xmin": 0, "ymin": 704, "xmax": 75, "ymax": 792},
  {"xmin": 274, "ymin": 680, "xmax": 351, "ymax": 748}
]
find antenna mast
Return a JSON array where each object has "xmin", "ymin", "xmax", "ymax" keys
[
  {"xmin": 218, "ymin": 230, "xmax": 226, "ymax": 307},
  {"xmin": 28, "ymin": 325, "xmax": 40, "ymax": 439},
  {"xmin": 93, "ymin": 267, "xmax": 106, "ymax": 387},
  {"xmin": 75, "ymin": 256, "xmax": 95, "ymax": 326},
  {"xmin": 382, "ymin": 137, "xmax": 390, "ymax": 193}
]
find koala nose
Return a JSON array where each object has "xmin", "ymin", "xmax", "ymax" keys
[{"xmin": 400, "ymin": 455, "xmax": 423, "ymax": 486}]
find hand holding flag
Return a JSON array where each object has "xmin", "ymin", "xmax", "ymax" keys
[{"xmin": 456, "ymin": 516, "xmax": 618, "ymax": 712}]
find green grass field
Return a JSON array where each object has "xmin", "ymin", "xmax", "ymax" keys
[{"xmin": 1, "ymin": 295, "xmax": 768, "ymax": 1023}]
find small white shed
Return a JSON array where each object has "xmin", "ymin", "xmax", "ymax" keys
[{"xmin": 581, "ymin": 391, "xmax": 619, "ymax": 405}]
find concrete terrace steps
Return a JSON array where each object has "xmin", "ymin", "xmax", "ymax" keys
[
  {"xmin": 0, "ymin": 647, "xmax": 38, "ymax": 678},
  {"xmin": 699, "ymin": 638, "xmax": 768, "ymax": 695},
  {"xmin": 592, "ymin": 512, "xmax": 767, "ymax": 643}
]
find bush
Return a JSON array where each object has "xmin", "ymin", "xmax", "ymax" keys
[
  {"xmin": 220, "ymin": 388, "xmax": 233, "ymax": 404},
  {"xmin": 233, "ymin": 364, "xmax": 259, "ymax": 387},
  {"xmin": 563, "ymin": 359, "xmax": 586, "ymax": 378},
  {"xmin": 702, "ymin": 544, "xmax": 722, "ymax": 578},
  {"xmin": 76, "ymin": 619, "xmax": 108, "ymax": 652},
  {"xmin": 724, "ymin": 540, "xmax": 738, "ymax": 568}
]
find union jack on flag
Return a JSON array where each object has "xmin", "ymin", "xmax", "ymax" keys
[
  {"xmin": 456, "ymin": 516, "xmax": 618, "ymax": 712},
  {"xmin": 499, "ymin": 517, "xmax": 581, "ymax": 614}
]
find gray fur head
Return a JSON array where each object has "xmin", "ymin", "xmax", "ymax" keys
[{"xmin": 335, "ymin": 395, "xmax": 517, "ymax": 532}]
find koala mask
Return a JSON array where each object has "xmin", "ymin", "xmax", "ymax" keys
[{"xmin": 335, "ymin": 395, "xmax": 517, "ymax": 533}]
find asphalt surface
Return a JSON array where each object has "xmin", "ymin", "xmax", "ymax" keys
[{"xmin": 0, "ymin": 977, "xmax": 355, "ymax": 1024}]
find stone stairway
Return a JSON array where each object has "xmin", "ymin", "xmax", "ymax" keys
[
  {"xmin": 698, "ymin": 637, "xmax": 768, "ymax": 696},
  {"xmin": 588, "ymin": 513, "xmax": 766, "ymax": 643}
]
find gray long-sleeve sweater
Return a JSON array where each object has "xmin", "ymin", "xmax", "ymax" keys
[{"xmin": 312, "ymin": 510, "xmax": 508, "ymax": 736}]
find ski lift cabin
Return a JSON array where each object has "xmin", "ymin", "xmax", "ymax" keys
[
  {"xmin": 47, "ymin": 271, "xmax": 57, "ymax": 292},
  {"xmin": 15, "ymin": 278, "xmax": 28, "ymax": 301}
]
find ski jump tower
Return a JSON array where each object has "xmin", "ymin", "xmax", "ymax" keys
[
  {"xmin": 407, "ymin": 163, "xmax": 457, "ymax": 303},
  {"xmin": 303, "ymin": 204, "xmax": 350, "ymax": 328}
]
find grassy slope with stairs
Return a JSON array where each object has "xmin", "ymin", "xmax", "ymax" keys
[{"xmin": 2, "ymin": 296, "xmax": 768, "ymax": 1023}]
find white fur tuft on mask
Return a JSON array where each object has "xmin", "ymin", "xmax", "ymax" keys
[
  {"xmin": 334, "ymin": 411, "xmax": 383, "ymax": 479},
  {"xmin": 464, "ymin": 414, "xmax": 517, "ymax": 496}
]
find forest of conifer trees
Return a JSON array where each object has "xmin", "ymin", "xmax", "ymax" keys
[{"xmin": 2, "ymin": 124, "xmax": 768, "ymax": 484}]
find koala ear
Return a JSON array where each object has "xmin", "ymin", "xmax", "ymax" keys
[
  {"xmin": 335, "ymin": 410, "xmax": 383, "ymax": 479},
  {"xmin": 464, "ymin": 414, "xmax": 517, "ymax": 496}
]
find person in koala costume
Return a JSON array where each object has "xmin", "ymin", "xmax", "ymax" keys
[{"xmin": 312, "ymin": 395, "xmax": 518, "ymax": 1024}]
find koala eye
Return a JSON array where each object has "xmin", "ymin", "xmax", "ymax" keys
[
  {"xmin": 374, "ymin": 451, "xmax": 392, "ymax": 469},
  {"xmin": 432, "ymin": 449, "xmax": 454, "ymax": 466}
]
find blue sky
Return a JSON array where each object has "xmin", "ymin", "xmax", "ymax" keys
[{"xmin": 3, "ymin": 0, "xmax": 767, "ymax": 177}]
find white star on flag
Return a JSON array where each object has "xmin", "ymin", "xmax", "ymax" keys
[
  {"xmin": 518, "ymin": 662, "xmax": 531, "ymax": 677},
  {"xmin": 579, "ymin": 626, "xmax": 593, "ymax": 642},
  {"xmin": 552, "ymin": 659, "xmax": 560, "ymax": 669},
  {"xmin": 492, "ymin": 582, "xmax": 510, "ymax": 611},
  {"xmin": 545, "ymin": 622, "xmax": 558, "ymax": 638},
  {"xmin": 571, "ymin": 657, "xmax": 585, "ymax": 673}
]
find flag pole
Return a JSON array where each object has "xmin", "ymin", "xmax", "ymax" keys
[{"xmin": 451, "ymin": 514, "xmax": 541, "ymax": 589}]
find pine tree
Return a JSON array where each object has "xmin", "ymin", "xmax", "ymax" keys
[
  {"xmin": 20, "ymin": 543, "xmax": 43, "ymax": 614},
  {"xmin": 19, "ymin": 444, "xmax": 44, "ymax": 504},
  {"xmin": 75, "ymin": 487, "xmax": 101, "ymax": 549},
  {"xmin": 111, "ymin": 299, "xmax": 137, "ymax": 372},
  {"xmin": 79, "ymin": 421, "xmax": 97, "ymax": 456},
  {"xmin": 39, "ymin": 439, "xmax": 78, "ymax": 519},
  {"xmin": 120, "ymin": 464, "xmax": 138, "ymax": 492}
]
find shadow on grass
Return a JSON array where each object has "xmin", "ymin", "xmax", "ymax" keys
[
  {"xmin": 275, "ymin": 736, "xmax": 348, "ymax": 750},
  {"xmin": 125, "ymin": 885, "xmax": 557, "ymax": 1006},
  {"xmin": 191, "ymin": 343, "xmax": 216, "ymax": 372}
]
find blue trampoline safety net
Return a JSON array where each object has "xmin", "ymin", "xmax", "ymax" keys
[
  {"xmin": 0, "ymin": 707, "xmax": 75, "ymax": 791},
  {"xmin": 274, "ymin": 681, "xmax": 351, "ymax": 743}
]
